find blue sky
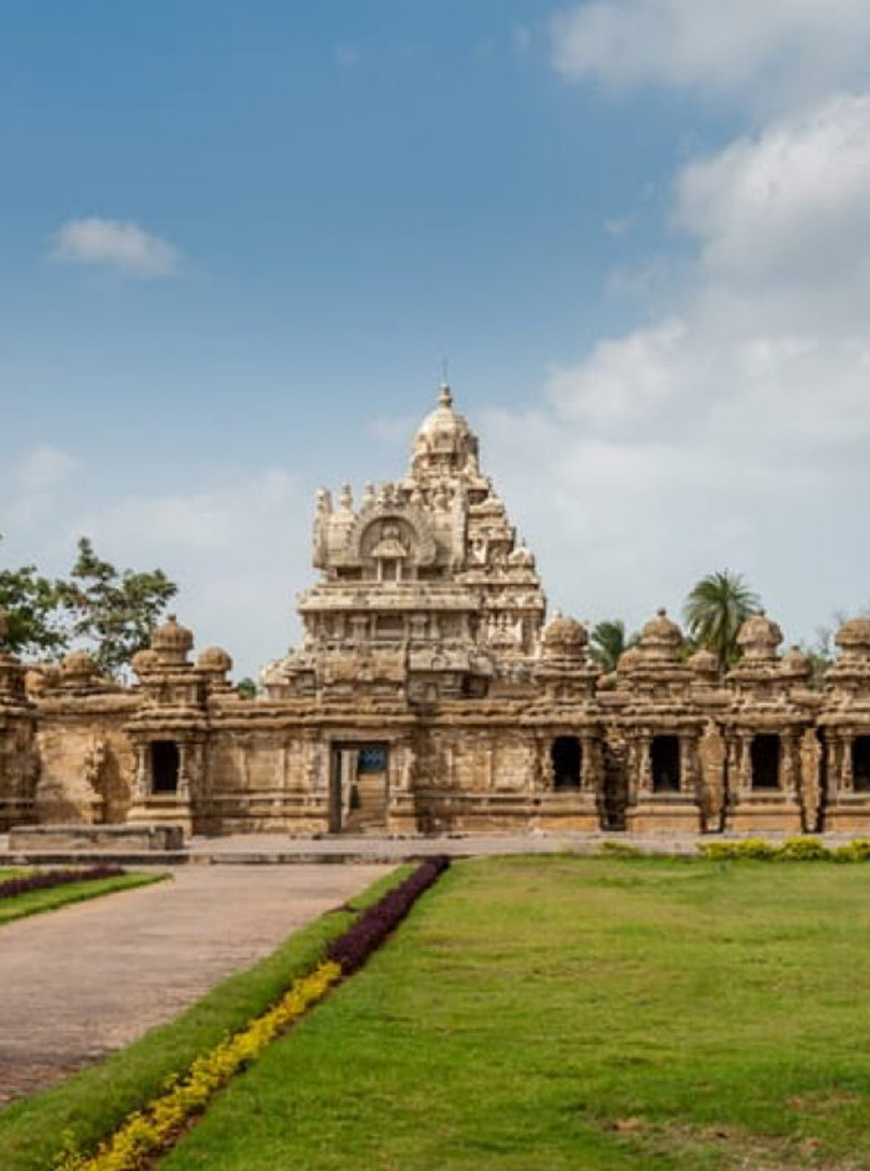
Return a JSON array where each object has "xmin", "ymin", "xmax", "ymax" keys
[{"xmin": 3, "ymin": 1, "xmax": 870, "ymax": 676}]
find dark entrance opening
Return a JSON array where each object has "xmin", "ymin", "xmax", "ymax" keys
[
  {"xmin": 552, "ymin": 736, "xmax": 582, "ymax": 789},
  {"xmin": 651, "ymin": 735, "xmax": 681, "ymax": 792},
  {"xmin": 151, "ymin": 741, "xmax": 180, "ymax": 794},
  {"xmin": 330, "ymin": 743, "xmax": 389, "ymax": 834},
  {"xmin": 852, "ymin": 736, "xmax": 870, "ymax": 792},
  {"xmin": 751, "ymin": 734, "xmax": 780, "ymax": 789}
]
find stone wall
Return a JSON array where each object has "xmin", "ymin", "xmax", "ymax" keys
[{"xmin": 5, "ymin": 395, "xmax": 870, "ymax": 838}]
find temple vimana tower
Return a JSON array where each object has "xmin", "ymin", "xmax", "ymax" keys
[{"xmin": 3, "ymin": 385, "xmax": 870, "ymax": 836}]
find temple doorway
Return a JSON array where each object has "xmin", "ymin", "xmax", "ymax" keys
[
  {"xmin": 329, "ymin": 743, "xmax": 389, "ymax": 833},
  {"xmin": 551, "ymin": 736, "xmax": 582, "ymax": 789},
  {"xmin": 151, "ymin": 741, "xmax": 180, "ymax": 794},
  {"xmin": 751, "ymin": 734, "xmax": 780, "ymax": 789},
  {"xmin": 651, "ymin": 735, "xmax": 681, "ymax": 792}
]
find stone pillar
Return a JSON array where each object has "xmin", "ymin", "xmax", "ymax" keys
[
  {"xmin": 780, "ymin": 733, "xmax": 792, "ymax": 795},
  {"xmin": 826, "ymin": 734, "xmax": 842, "ymax": 802},
  {"xmin": 699, "ymin": 724, "xmax": 726, "ymax": 831},
  {"xmin": 579, "ymin": 736, "xmax": 591, "ymax": 793},
  {"xmin": 800, "ymin": 728, "xmax": 821, "ymax": 833},
  {"xmin": 625, "ymin": 739, "xmax": 637, "ymax": 804},
  {"xmin": 133, "ymin": 742, "xmax": 149, "ymax": 800},
  {"xmin": 842, "ymin": 734, "xmax": 854, "ymax": 793},
  {"xmin": 535, "ymin": 739, "xmax": 551, "ymax": 791},
  {"xmin": 485, "ymin": 735, "xmax": 496, "ymax": 791},
  {"xmin": 387, "ymin": 739, "xmax": 419, "ymax": 835},
  {"xmin": 178, "ymin": 743, "xmax": 191, "ymax": 801},
  {"xmin": 679, "ymin": 734, "xmax": 693, "ymax": 796},
  {"xmin": 738, "ymin": 733, "xmax": 752, "ymax": 793},
  {"xmin": 639, "ymin": 737, "xmax": 653, "ymax": 797}
]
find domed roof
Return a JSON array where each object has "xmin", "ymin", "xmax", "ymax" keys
[
  {"xmin": 835, "ymin": 616, "xmax": 870, "ymax": 655},
  {"xmin": 132, "ymin": 648, "xmax": 160, "ymax": 677},
  {"xmin": 737, "ymin": 610, "xmax": 782, "ymax": 660},
  {"xmin": 411, "ymin": 385, "xmax": 480, "ymax": 479},
  {"xmin": 781, "ymin": 644, "xmax": 811, "ymax": 678},
  {"xmin": 151, "ymin": 614, "xmax": 194, "ymax": 665},
  {"xmin": 415, "ymin": 384, "xmax": 473, "ymax": 441},
  {"xmin": 60, "ymin": 650, "xmax": 97, "ymax": 679},
  {"xmin": 617, "ymin": 646, "xmax": 642, "ymax": 673},
  {"xmin": 689, "ymin": 647, "xmax": 718, "ymax": 676},
  {"xmin": 541, "ymin": 611, "xmax": 587, "ymax": 658},
  {"xmin": 197, "ymin": 646, "xmax": 233, "ymax": 675},
  {"xmin": 641, "ymin": 606, "xmax": 681, "ymax": 641},
  {"xmin": 638, "ymin": 607, "xmax": 683, "ymax": 659}
]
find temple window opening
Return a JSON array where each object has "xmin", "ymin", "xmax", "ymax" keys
[
  {"xmin": 852, "ymin": 737, "xmax": 870, "ymax": 791},
  {"xmin": 651, "ymin": 735, "xmax": 681, "ymax": 792},
  {"xmin": 751, "ymin": 734, "xmax": 780, "ymax": 789},
  {"xmin": 151, "ymin": 741, "xmax": 180, "ymax": 794},
  {"xmin": 551, "ymin": 736, "xmax": 582, "ymax": 789}
]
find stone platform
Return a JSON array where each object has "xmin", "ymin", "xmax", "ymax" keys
[
  {"xmin": 8, "ymin": 823, "xmax": 184, "ymax": 852},
  {"xmin": 3, "ymin": 829, "xmax": 867, "ymax": 868}
]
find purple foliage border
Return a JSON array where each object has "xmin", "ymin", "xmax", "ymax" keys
[
  {"xmin": 0, "ymin": 865, "xmax": 127, "ymax": 900},
  {"xmin": 327, "ymin": 855, "xmax": 450, "ymax": 974}
]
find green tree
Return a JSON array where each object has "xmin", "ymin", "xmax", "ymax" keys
[
  {"xmin": 0, "ymin": 535, "xmax": 68, "ymax": 657},
  {"xmin": 57, "ymin": 538, "xmax": 178, "ymax": 679},
  {"xmin": 683, "ymin": 570, "xmax": 760, "ymax": 675},
  {"xmin": 589, "ymin": 619, "xmax": 639, "ymax": 673},
  {"xmin": 236, "ymin": 677, "xmax": 258, "ymax": 699}
]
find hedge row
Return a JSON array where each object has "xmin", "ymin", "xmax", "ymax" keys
[
  {"xmin": 56, "ymin": 857, "xmax": 450, "ymax": 1171},
  {"xmin": 0, "ymin": 866, "xmax": 126, "ymax": 900},
  {"xmin": 327, "ymin": 854, "xmax": 451, "ymax": 973},
  {"xmin": 698, "ymin": 837, "xmax": 870, "ymax": 862}
]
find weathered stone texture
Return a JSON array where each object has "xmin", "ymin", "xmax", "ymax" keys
[{"xmin": 3, "ymin": 390, "xmax": 870, "ymax": 836}]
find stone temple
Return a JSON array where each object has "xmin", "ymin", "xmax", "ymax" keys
[{"xmin": 3, "ymin": 385, "xmax": 870, "ymax": 837}]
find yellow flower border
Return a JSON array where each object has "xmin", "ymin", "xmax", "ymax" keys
[{"xmin": 56, "ymin": 960, "xmax": 342, "ymax": 1171}]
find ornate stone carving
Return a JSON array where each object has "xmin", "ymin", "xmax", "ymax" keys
[{"xmin": 6, "ymin": 393, "xmax": 870, "ymax": 838}]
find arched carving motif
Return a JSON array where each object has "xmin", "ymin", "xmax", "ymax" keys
[{"xmin": 345, "ymin": 505, "xmax": 438, "ymax": 566}]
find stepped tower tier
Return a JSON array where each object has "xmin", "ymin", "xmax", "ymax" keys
[{"xmin": 264, "ymin": 385, "xmax": 547, "ymax": 701}]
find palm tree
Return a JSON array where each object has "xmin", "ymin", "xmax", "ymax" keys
[
  {"xmin": 682, "ymin": 570, "xmax": 760, "ymax": 675},
  {"xmin": 589, "ymin": 619, "xmax": 638, "ymax": 673}
]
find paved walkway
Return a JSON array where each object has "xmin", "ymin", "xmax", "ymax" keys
[{"xmin": 0, "ymin": 863, "xmax": 388, "ymax": 1105}]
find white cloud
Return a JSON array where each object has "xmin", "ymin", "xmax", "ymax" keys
[
  {"xmin": 2, "ymin": 445, "xmax": 80, "ymax": 530},
  {"xmin": 368, "ymin": 413, "xmax": 419, "ymax": 444},
  {"xmin": 73, "ymin": 469, "xmax": 310, "ymax": 677},
  {"xmin": 17, "ymin": 445, "xmax": 79, "ymax": 493},
  {"xmin": 51, "ymin": 217, "xmax": 180, "ymax": 277},
  {"xmin": 676, "ymin": 94, "xmax": 870, "ymax": 290},
  {"xmin": 78, "ymin": 469, "xmax": 302, "ymax": 552},
  {"xmin": 551, "ymin": 0, "xmax": 870, "ymax": 110},
  {"xmin": 484, "ymin": 89, "xmax": 870, "ymax": 640}
]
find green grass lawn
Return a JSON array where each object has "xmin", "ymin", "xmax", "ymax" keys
[
  {"xmin": 0, "ymin": 866, "xmax": 407, "ymax": 1171},
  {"xmin": 0, "ymin": 870, "xmax": 167, "ymax": 928},
  {"xmin": 158, "ymin": 856, "xmax": 870, "ymax": 1171}
]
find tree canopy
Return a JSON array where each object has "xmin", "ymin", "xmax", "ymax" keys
[
  {"xmin": 682, "ymin": 570, "xmax": 760, "ymax": 675},
  {"xmin": 0, "ymin": 553, "xmax": 68, "ymax": 658},
  {"xmin": 589, "ymin": 619, "xmax": 639, "ymax": 673},
  {"xmin": 0, "ymin": 534, "xmax": 178, "ymax": 677}
]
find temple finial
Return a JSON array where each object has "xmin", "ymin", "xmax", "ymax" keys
[{"xmin": 438, "ymin": 358, "xmax": 452, "ymax": 407}]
